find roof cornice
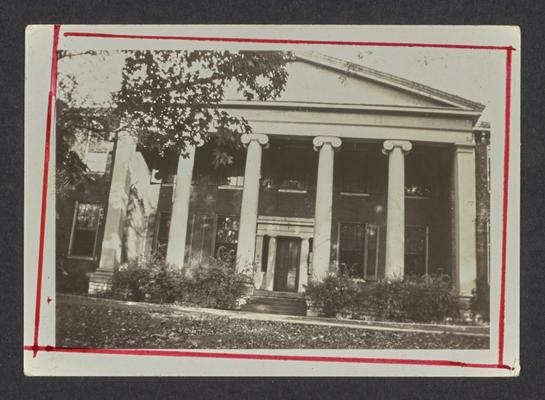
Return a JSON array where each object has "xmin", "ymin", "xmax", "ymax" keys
[{"xmin": 220, "ymin": 100, "xmax": 482, "ymax": 120}]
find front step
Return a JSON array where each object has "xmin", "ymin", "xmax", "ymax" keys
[{"xmin": 242, "ymin": 291, "xmax": 307, "ymax": 316}]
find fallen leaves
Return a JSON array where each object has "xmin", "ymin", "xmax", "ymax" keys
[{"xmin": 56, "ymin": 296, "xmax": 488, "ymax": 350}]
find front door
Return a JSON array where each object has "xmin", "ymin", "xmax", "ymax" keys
[{"xmin": 274, "ymin": 237, "xmax": 301, "ymax": 292}]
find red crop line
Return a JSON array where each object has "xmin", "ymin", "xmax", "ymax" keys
[
  {"xmin": 63, "ymin": 31, "xmax": 515, "ymax": 51},
  {"xmin": 498, "ymin": 47, "xmax": 513, "ymax": 366},
  {"xmin": 30, "ymin": 27, "xmax": 516, "ymax": 371},
  {"xmin": 32, "ymin": 24, "xmax": 60, "ymax": 358},
  {"xmin": 23, "ymin": 346, "xmax": 514, "ymax": 371}
]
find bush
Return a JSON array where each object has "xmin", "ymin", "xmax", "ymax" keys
[
  {"xmin": 187, "ymin": 258, "xmax": 253, "ymax": 310},
  {"xmin": 305, "ymin": 273, "xmax": 360, "ymax": 317},
  {"xmin": 113, "ymin": 254, "xmax": 185, "ymax": 303},
  {"xmin": 112, "ymin": 255, "xmax": 253, "ymax": 310},
  {"xmin": 373, "ymin": 275, "xmax": 460, "ymax": 323}
]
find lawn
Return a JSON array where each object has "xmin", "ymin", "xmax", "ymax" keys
[{"xmin": 56, "ymin": 295, "xmax": 488, "ymax": 349}]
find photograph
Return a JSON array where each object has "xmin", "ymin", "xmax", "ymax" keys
[{"xmin": 23, "ymin": 25, "xmax": 520, "ymax": 376}]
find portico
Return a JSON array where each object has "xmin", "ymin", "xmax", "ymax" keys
[{"xmin": 89, "ymin": 52, "xmax": 486, "ymax": 300}]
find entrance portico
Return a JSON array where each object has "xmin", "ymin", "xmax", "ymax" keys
[{"xmin": 90, "ymin": 52, "xmax": 485, "ymax": 299}]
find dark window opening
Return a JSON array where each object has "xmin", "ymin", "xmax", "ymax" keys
[
  {"xmin": 261, "ymin": 142, "xmax": 317, "ymax": 191},
  {"xmin": 338, "ymin": 222, "xmax": 380, "ymax": 279},
  {"xmin": 405, "ymin": 225, "xmax": 428, "ymax": 276},
  {"xmin": 261, "ymin": 236, "xmax": 269, "ymax": 272},
  {"xmin": 69, "ymin": 202, "xmax": 103, "ymax": 258},
  {"xmin": 214, "ymin": 215, "xmax": 239, "ymax": 263},
  {"xmin": 154, "ymin": 212, "xmax": 171, "ymax": 256}
]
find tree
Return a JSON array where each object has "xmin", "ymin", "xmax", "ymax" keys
[{"xmin": 56, "ymin": 50, "xmax": 292, "ymax": 193}]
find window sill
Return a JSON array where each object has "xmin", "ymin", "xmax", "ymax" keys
[
  {"xmin": 278, "ymin": 188, "xmax": 308, "ymax": 194},
  {"xmin": 406, "ymin": 195, "xmax": 431, "ymax": 200},
  {"xmin": 340, "ymin": 192, "xmax": 370, "ymax": 197},
  {"xmin": 218, "ymin": 185, "xmax": 243, "ymax": 191},
  {"xmin": 66, "ymin": 255, "xmax": 97, "ymax": 262}
]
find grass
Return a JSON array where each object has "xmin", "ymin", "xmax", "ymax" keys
[{"xmin": 56, "ymin": 295, "xmax": 488, "ymax": 349}]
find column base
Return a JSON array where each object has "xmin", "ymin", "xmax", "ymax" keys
[{"xmin": 87, "ymin": 269, "xmax": 114, "ymax": 295}]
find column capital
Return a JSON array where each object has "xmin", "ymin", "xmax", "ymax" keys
[
  {"xmin": 241, "ymin": 133, "xmax": 269, "ymax": 148},
  {"xmin": 313, "ymin": 136, "xmax": 342, "ymax": 152},
  {"xmin": 382, "ymin": 140, "xmax": 412, "ymax": 155}
]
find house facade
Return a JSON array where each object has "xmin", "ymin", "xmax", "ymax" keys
[{"xmin": 57, "ymin": 52, "xmax": 490, "ymax": 300}]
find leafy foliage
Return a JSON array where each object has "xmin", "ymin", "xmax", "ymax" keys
[
  {"xmin": 372, "ymin": 275, "xmax": 461, "ymax": 323},
  {"xmin": 305, "ymin": 273, "xmax": 461, "ymax": 323},
  {"xmin": 305, "ymin": 273, "xmax": 360, "ymax": 317},
  {"xmin": 56, "ymin": 50, "xmax": 291, "ymax": 192},
  {"xmin": 114, "ymin": 50, "xmax": 291, "ymax": 160},
  {"xmin": 187, "ymin": 258, "xmax": 253, "ymax": 310},
  {"xmin": 57, "ymin": 295, "xmax": 489, "ymax": 349},
  {"xmin": 112, "ymin": 255, "xmax": 253, "ymax": 310},
  {"xmin": 113, "ymin": 254, "xmax": 185, "ymax": 303}
]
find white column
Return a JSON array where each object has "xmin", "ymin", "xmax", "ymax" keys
[
  {"xmin": 236, "ymin": 133, "xmax": 269, "ymax": 272},
  {"xmin": 89, "ymin": 132, "xmax": 136, "ymax": 294},
  {"xmin": 166, "ymin": 145, "xmax": 199, "ymax": 268},
  {"xmin": 453, "ymin": 145, "xmax": 478, "ymax": 296},
  {"xmin": 312, "ymin": 136, "xmax": 342, "ymax": 278},
  {"xmin": 265, "ymin": 236, "xmax": 277, "ymax": 290},
  {"xmin": 382, "ymin": 140, "xmax": 412, "ymax": 279},
  {"xmin": 298, "ymin": 238, "xmax": 310, "ymax": 292}
]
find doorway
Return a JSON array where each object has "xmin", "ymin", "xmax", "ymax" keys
[{"xmin": 274, "ymin": 237, "xmax": 301, "ymax": 292}]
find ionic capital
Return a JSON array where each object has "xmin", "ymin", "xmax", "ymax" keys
[
  {"xmin": 241, "ymin": 133, "xmax": 270, "ymax": 149},
  {"xmin": 382, "ymin": 140, "xmax": 412, "ymax": 155},
  {"xmin": 313, "ymin": 136, "xmax": 342, "ymax": 152}
]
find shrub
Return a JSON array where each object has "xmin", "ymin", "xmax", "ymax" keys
[
  {"xmin": 113, "ymin": 254, "xmax": 185, "ymax": 303},
  {"xmin": 188, "ymin": 258, "xmax": 253, "ymax": 310},
  {"xmin": 305, "ymin": 272, "xmax": 360, "ymax": 317},
  {"xmin": 372, "ymin": 275, "xmax": 460, "ymax": 323},
  {"xmin": 112, "ymin": 255, "xmax": 253, "ymax": 310},
  {"xmin": 470, "ymin": 272, "xmax": 490, "ymax": 323}
]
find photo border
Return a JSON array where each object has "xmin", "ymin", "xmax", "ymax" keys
[{"xmin": 24, "ymin": 24, "xmax": 516, "ymax": 373}]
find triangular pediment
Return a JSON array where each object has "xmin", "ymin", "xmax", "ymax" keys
[{"xmin": 225, "ymin": 52, "xmax": 484, "ymax": 112}]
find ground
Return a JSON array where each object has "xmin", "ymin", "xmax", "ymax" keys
[{"xmin": 56, "ymin": 294, "xmax": 488, "ymax": 349}]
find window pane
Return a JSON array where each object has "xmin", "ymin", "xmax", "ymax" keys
[
  {"xmin": 71, "ymin": 229, "xmax": 96, "ymax": 257},
  {"xmin": 215, "ymin": 216, "xmax": 240, "ymax": 262},
  {"xmin": 406, "ymin": 226, "xmax": 426, "ymax": 254},
  {"xmin": 75, "ymin": 203, "xmax": 102, "ymax": 230},
  {"xmin": 405, "ymin": 226, "xmax": 427, "ymax": 276},
  {"xmin": 339, "ymin": 223, "xmax": 366, "ymax": 277},
  {"xmin": 339, "ymin": 250, "xmax": 364, "ymax": 278}
]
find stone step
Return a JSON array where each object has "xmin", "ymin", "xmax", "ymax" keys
[
  {"xmin": 253, "ymin": 289, "xmax": 304, "ymax": 299},
  {"xmin": 241, "ymin": 292, "xmax": 308, "ymax": 316},
  {"xmin": 242, "ymin": 303, "xmax": 307, "ymax": 316},
  {"xmin": 247, "ymin": 296, "xmax": 305, "ymax": 305}
]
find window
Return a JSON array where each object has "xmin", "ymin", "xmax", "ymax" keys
[
  {"xmin": 261, "ymin": 144, "xmax": 317, "ymax": 191},
  {"xmin": 214, "ymin": 216, "xmax": 239, "ymax": 262},
  {"xmin": 82, "ymin": 132, "xmax": 113, "ymax": 175},
  {"xmin": 405, "ymin": 225, "xmax": 429, "ymax": 276},
  {"xmin": 68, "ymin": 202, "xmax": 103, "ymax": 259},
  {"xmin": 154, "ymin": 212, "xmax": 171, "ymax": 256},
  {"xmin": 405, "ymin": 152, "xmax": 433, "ymax": 197},
  {"xmin": 338, "ymin": 222, "xmax": 380, "ymax": 279},
  {"xmin": 336, "ymin": 150, "xmax": 368, "ymax": 194}
]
